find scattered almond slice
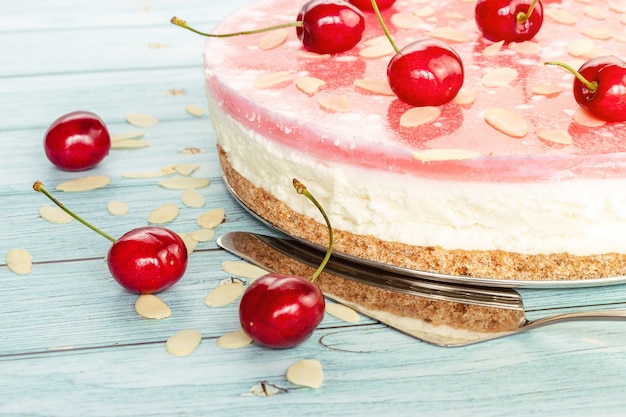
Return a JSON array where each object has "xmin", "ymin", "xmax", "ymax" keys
[
  {"xmin": 259, "ymin": 28, "xmax": 288, "ymax": 50},
  {"xmin": 482, "ymin": 40, "xmax": 504, "ymax": 56},
  {"xmin": 399, "ymin": 106, "xmax": 441, "ymax": 128},
  {"xmin": 184, "ymin": 104, "xmax": 206, "ymax": 117},
  {"xmin": 508, "ymin": 41, "xmax": 541, "ymax": 54},
  {"xmin": 181, "ymin": 189, "xmax": 205, "ymax": 208},
  {"xmin": 428, "ymin": 26, "xmax": 472, "ymax": 43},
  {"xmin": 325, "ymin": 302, "xmax": 360, "ymax": 323},
  {"xmin": 362, "ymin": 35, "xmax": 388, "ymax": 46},
  {"xmin": 173, "ymin": 164, "xmax": 200, "ymax": 176},
  {"xmin": 583, "ymin": 5, "xmax": 605, "ymax": 19},
  {"xmin": 414, "ymin": 5, "xmax": 435, "ymax": 17},
  {"xmin": 581, "ymin": 27, "xmax": 612, "ymax": 40},
  {"xmin": 166, "ymin": 329, "xmax": 202, "ymax": 357},
  {"xmin": 567, "ymin": 39, "xmax": 595, "ymax": 56},
  {"xmin": 585, "ymin": 47, "xmax": 615, "ymax": 59},
  {"xmin": 148, "ymin": 203, "xmax": 179, "ymax": 224},
  {"xmin": 190, "ymin": 228, "xmax": 215, "ymax": 242},
  {"xmin": 538, "ymin": 129, "xmax": 573, "ymax": 145},
  {"xmin": 6, "ymin": 248, "xmax": 32, "ymax": 275},
  {"xmin": 295, "ymin": 76, "xmax": 326, "ymax": 95},
  {"xmin": 532, "ymin": 82, "xmax": 563, "ymax": 96},
  {"xmin": 158, "ymin": 177, "xmax": 210, "ymax": 190},
  {"xmin": 453, "ymin": 89, "xmax": 477, "ymax": 105},
  {"xmin": 107, "ymin": 200, "xmax": 129, "ymax": 216},
  {"xmin": 126, "ymin": 113, "xmax": 159, "ymax": 128},
  {"xmin": 573, "ymin": 107, "xmax": 606, "ymax": 127},
  {"xmin": 56, "ymin": 175, "xmax": 111, "ymax": 192},
  {"xmin": 413, "ymin": 148, "xmax": 481, "ymax": 161},
  {"xmin": 391, "ymin": 12, "xmax": 424, "ymax": 29},
  {"xmin": 111, "ymin": 131, "xmax": 145, "ymax": 141},
  {"xmin": 39, "ymin": 206, "xmax": 73, "ymax": 224},
  {"xmin": 353, "ymin": 79, "xmax": 395, "ymax": 96},
  {"xmin": 250, "ymin": 381, "xmax": 284, "ymax": 397},
  {"xmin": 297, "ymin": 51, "xmax": 331, "ymax": 60},
  {"xmin": 610, "ymin": 1, "xmax": 626, "ymax": 13},
  {"xmin": 482, "ymin": 67, "xmax": 518, "ymax": 87},
  {"xmin": 544, "ymin": 8, "xmax": 577, "ymax": 25},
  {"xmin": 319, "ymin": 95, "xmax": 351, "ymax": 112},
  {"xmin": 286, "ymin": 359, "xmax": 324, "ymax": 389},
  {"xmin": 253, "ymin": 71, "xmax": 292, "ymax": 89},
  {"xmin": 179, "ymin": 233, "xmax": 198, "ymax": 254},
  {"xmin": 135, "ymin": 294, "xmax": 172, "ymax": 319},
  {"xmin": 358, "ymin": 43, "xmax": 396, "ymax": 58},
  {"xmin": 484, "ymin": 108, "xmax": 528, "ymax": 138},
  {"xmin": 110, "ymin": 139, "xmax": 150, "ymax": 149},
  {"xmin": 197, "ymin": 207, "xmax": 225, "ymax": 228},
  {"xmin": 222, "ymin": 261, "xmax": 268, "ymax": 280},
  {"xmin": 204, "ymin": 281, "xmax": 245, "ymax": 307},
  {"xmin": 216, "ymin": 330, "xmax": 253, "ymax": 349},
  {"xmin": 181, "ymin": 147, "xmax": 203, "ymax": 155}
]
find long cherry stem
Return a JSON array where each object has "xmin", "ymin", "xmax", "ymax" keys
[
  {"xmin": 370, "ymin": 0, "xmax": 400, "ymax": 53},
  {"xmin": 33, "ymin": 181, "xmax": 116, "ymax": 243},
  {"xmin": 292, "ymin": 178, "xmax": 333, "ymax": 283},
  {"xmin": 517, "ymin": 0, "xmax": 540, "ymax": 23},
  {"xmin": 544, "ymin": 61, "xmax": 598, "ymax": 92},
  {"xmin": 171, "ymin": 17, "xmax": 301, "ymax": 38}
]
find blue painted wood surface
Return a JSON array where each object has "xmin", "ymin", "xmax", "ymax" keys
[{"xmin": 2, "ymin": 1, "xmax": 626, "ymax": 416}]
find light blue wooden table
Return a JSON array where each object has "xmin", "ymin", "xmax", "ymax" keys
[{"xmin": 2, "ymin": 1, "xmax": 626, "ymax": 416}]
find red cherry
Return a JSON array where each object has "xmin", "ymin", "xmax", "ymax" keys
[
  {"xmin": 348, "ymin": 0, "xmax": 396, "ymax": 12},
  {"xmin": 387, "ymin": 39, "xmax": 464, "ymax": 107},
  {"xmin": 107, "ymin": 227, "xmax": 188, "ymax": 294},
  {"xmin": 44, "ymin": 111, "xmax": 111, "ymax": 171},
  {"xmin": 296, "ymin": 0, "xmax": 365, "ymax": 54},
  {"xmin": 239, "ymin": 274, "xmax": 325, "ymax": 348},
  {"xmin": 475, "ymin": 0, "xmax": 543, "ymax": 43}
]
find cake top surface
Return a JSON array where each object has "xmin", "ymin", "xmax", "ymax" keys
[{"xmin": 204, "ymin": 0, "xmax": 626, "ymax": 181}]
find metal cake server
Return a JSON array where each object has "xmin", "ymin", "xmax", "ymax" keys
[{"xmin": 217, "ymin": 231, "xmax": 626, "ymax": 347}]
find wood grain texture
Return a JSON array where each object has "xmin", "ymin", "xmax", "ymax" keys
[{"xmin": 1, "ymin": 0, "xmax": 626, "ymax": 416}]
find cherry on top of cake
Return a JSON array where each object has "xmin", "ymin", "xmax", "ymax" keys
[{"xmin": 202, "ymin": 0, "xmax": 626, "ymax": 181}]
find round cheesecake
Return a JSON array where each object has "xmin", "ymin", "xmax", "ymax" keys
[{"xmin": 204, "ymin": 0, "xmax": 626, "ymax": 282}]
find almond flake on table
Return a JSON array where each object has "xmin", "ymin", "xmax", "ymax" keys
[
  {"xmin": 158, "ymin": 177, "xmax": 210, "ymax": 190},
  {"xmin": 216, "ymin": 330, "xmax": 253, "ymax": 349},
  {"xmin": 204, "ymin": 281, "xmax": 244, "ymax": 307},
  {"xmin": 573, "ymin": 107, "xmax": 606, "ymax": 127},
  {"xmin": 482, "ymin": 40, "xmax": 504, "ymax": 56},
  {"xmin": 110, "ymin": 131, "xmax": 145, "ymax": 141},
  {"xmin": 544, "ymin": 8, "xmax": 577, "ymax": 25},
  {"xmin": 362, "ymin": 35, "xmax": 388, "ymax": 46},
  {"xmin": 319, "ymin": 94, "xmax": 351, "ymax": 112},
  {"xmin": 190, "ymin": 228, "xmax": 215, "ymax": 242},
  {"xmin": 484, "ymin": 108, "xmax": 528, "ymax": 138},
  {"xmin": 134, "ymin": 294, "xmax": 171, "ymax": 319},
  {"xmin": 221, "ymin": 261, "xmax": 268, "ymax": 280},
  {"xmin": 181, "ymin": 189, "xmax": 205, "ymax": 208},
  {"xmin": 609, "ymin": 1, "xmax": 626, "ymax": 13},
  {"xmin": 253, "ymin": 71, "xmax": 292, "ymax": 89},
  {"xmin": 581, "ymin": 26, "xmax": 612, "ymax": 40},
  {"xmin": 259, "ymin": 28, "xmax": 288, "ymax": 50},
  {"xmin": 413, "ymin": 148, "xmax": 481, "ymax": 162},
  {"xmin": 567, "ymin": 39, "xmax": 595, "ymax": 57},
  {"xmin": 297, "ymin": 51, "xmax": 331, "ymax": 60},
  {"xmin": 531, "ymin": 82, "xmax": 563, "ymax": 96},
  {"xmin": 399, "ymin": 106, "xmax": 441, "ymax": 128},
  {"xmin": 250, "ymin": 382, "xmax": 285, "ymax": 397},
  {"xmin": 325, "ymin": 301, "xmax": 360, "ymax": 323},
  {"xmin": 508, "ymin": 41, "xmax": 541, "ymax": 54},
  {"xmin": 184, "ymin": 104, "xmax": 206, "ymax": 117},
  {"xmin": 414, "ymin": 5, "xmax": 435, "ymax": 17},
  {"xmin": 538, "ymin": 129, "xmax": 573, "ymax": 145},
  {"xmin": 296, "ymin": 76, "xmax": 326, "ymax": 95},
  {"xmin": 583, "ymin": 5, "xmax": 605, "ymax": 19},
  {"xmin": 428, "ymin": 26, "xmax": 472, "ymax": 43},
  {"xmin": 173, "ymin": 164, "xmax": 200, "ymax": 176},
  {"xmin": 197, "ymin": 207, "xmax": 225, "ymax": 228},
  {"xmin": 110, "ymin": 139, "xmax": 150, "ymax": 149},
  {"xmin": 358, "ymin": 43, "xmax": 396, "ymax": 59},
  {"xmin": 166, "ymin": 330, "xmax": 202, "ymax": 357},
  {"xmin": 6, "ymin": 248, "xmax": 33, "ymax": 275},
  {"xmin": 482, "ymin": 67, "xmax": 518, "ymax": 87},
  {"xmin": 107, "ymin": 200, "xmax": 129, "ymax": 216},
  {"xmin": 148, "ymin": 203, "xmax": 179, "ymax": 224},
  {"xmin": 39, "ymin": 206, "xmax": 73, "ymax": 224},
  {"xmin": 286, "ymin": 359, "xmax": 324, "ymax": 389},
  {"xmin": 126, "ymin": 113, "xmax": 159, "ymax": 128},
  {"xmin": 453, "ymin": 89, "xmax": 477, "ymax": 105},
  {"xmin": 353, "ymin": 79, "xmax": 395, "ymax": 96},
  {"xmin": 56, "ymin": 175, "xmax": 111, "ymax": 192},
  {"xmin": 391, "ymin": 12, "xmax": 424, "ymax": 29},
  {"xmin": 178, "ymin": 232, "xmax": 198, "ymax": 254}
]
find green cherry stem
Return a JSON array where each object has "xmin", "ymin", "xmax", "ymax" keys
[
  {"xmin": 370, "ymin": 0, "xmax": 400, "ymax": 53},
  {"xmin": 517, "ymin": 0, "xmax": 540, "ymax": 23},
  {"xmin": 33, "ymin": 181, "xmax": 116, "ymax": 243},
  {"xmin": 292, "ymin": 178, "xmax": 334, "ymax": 283},
  {"xmin": 544, "ymin": 61, "xmax": 598, "ymax": 92},
  {"xmin": 170, "ymin": 16, "xmax": 302, "ymax": 38}
]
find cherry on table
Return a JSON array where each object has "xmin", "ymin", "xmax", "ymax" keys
[
  {"xmin": 475, "ymin": 0, "xmax": 544, "ymax": 43},
  {"xmin": 44, "ymin": 110, "xmax": 111, "ymax": 171}
]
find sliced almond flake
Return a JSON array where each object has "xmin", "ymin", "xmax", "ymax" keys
[
  {"xmin": 161, "ymin": 164, "xmax": 177, "ymax": 175},
  {"xmin": 538, "ymin": 129, "xmax": 573, "ymax": 145},
  {"xmin": 399, "ymin": 106, "xmax": 441, "ymax": 128},
  {"xmin": 353, "ymin": 79, "xmax": 395, "ymax": 96},
  {"xmin": 484, "ymin": 108, "xmax": 528, "ymax": 138},
  {"xmin": 259, "ymin": 28, "xmax": 288, "ymax": 50},
  {"xmin": 204, "ymin": 281, "xmax": 244, "ymax": 307},
  {"xmin": 453, "ymin": 89, "xmax": 477, "ymax": 105},
  {"xmin": 181, "ymin": 189, "xmax": 205, "ymax": 208},
  {"xmin": 446, "ymin": 12, "xmax": 464, "ymax": 19},
  {"xmin": 413, "ymin": 148, "xmax": 481, "ymax": 161},
  {"xmin": 358, "ymin": 43, "xmax": 396, "ymax": 59},
  {"xmin": 39, "ymin": 206, "xmax": 73, "ymax": 224},
  {"xmin": 148, "ymin": 203, "xmax": 179, "ymax": 224},
  {"xmin": 6, "ymin": 248, "xmax": 32, "ymax": 275},
  {"xmin": 610, "ymin": 1, "xmax": 626, "ymax": 13},
  {"xmin": 110, "ymin": 139, "xmax": 150, "ymax": 149},
  {"xmin": 362, "ymin": 35, "xmax": 389, "ymax": 46},
  {"xmin": 286, "ymin": 359, "xmax": 324, "ymax": 389},
  {"xmin": 134, "ymin": 294, "xmax": 171, "ymax": 319},
  {"xmin": 297, "ymin": 51, "xmax": 331, "ymax": 60},
  {"xmin": 216, "ymin": 330, "xmax": 253, "ymax": 349},
  {"xmin": 190, "ymin": 228, "xmax": 215, "ymax": 242},
  {"xmin": 111, "ymin": 131, "xmax": 145, "ymax": 141},
  {"xmin": 391, "ymin": 12, "xmax": 424, "ymax": 29},
  {"xmin": 166, "ymin": 329, "xmax": 202, "ymax": 357},
  {"xmin": 253, "ymin": 71, "xmax": 292, "ymax": 89},
  {"xmin": 126, "ymin": 113, "xmax": 159, "ymax": 128},
  {"xmin": 567, "ymin": 38, "xmax": 595, "ymax": 56},
  {"xmin": 173, "ymin": 163, "xmax": 200, "ymax": 176},
  {"xmin": 583, "ymin": 5, "xmax": 605, "ymax": 19},
  {"xmin": 250, "ymin": 381, "xmax": 284, "ymax": 397},
  {"xmin": 222, "ymin": 261, "xmax": 268, "ymax": 280},
  {"xmin": 159, "ymin": 177, "xmax": 210, "ymax": 190},
  {"xmin": 544, "ymin": 8, "xmax": 577, "ymax": 25},
  {"xmin": 508, "ymin": 40, "xmax": 541, "ymax": 54},
  {"xmin": 428, "ymin": 26, "xmax": 472, "ymax": 43},
  {"xmin": 184, "ymin": 104, "xmax": 206, "ymax": 117},
  {"xmin": 581, "ymin": 27, "xmax": 613, "ymax": 40},
  {"xmin": 584, "ymin": 48, "xmax": 615, "ymax": 59},
  {"xmin": 414, "ymin": 5, "xmax": 435, "ymax": 17},
  {"xmin": 107, "ymin": 200, "xmax": 129, "ymax": 216},
  {"xmin": 532, "ymin": 82, "xmax": 563, "ymax": 96},
  {"xmin": 179, "ymin": 233, "xmax": 198, "ymax": 254},
  {"xmin": 482, "ymin": 67, "xmax": 518, "ymax": 87},
  {"xmin": 197, "ymin": 207, "xmax": 225, "ymax": 229},
  {"xmin": 319, "ymin": 95, "xmax": 351, "ymax": 112},
  {"xmin": 482, "ymin": 40, "xmax": 504, "ymax": 56},
  {"xmin": 325, "ymin": 302, "xmax": 360, "ymax": 323},
  {"xmin": 573, "ymin": 107, "xmax": 607, "ymax": 127},
  {"xmin": 614, "ymin": 32, "xmax": 626, "ymax": 43},
  {"xmin": 295, "ymin": 76, "xmax": 326, "ymax": 96},
  {"xmin": 56, "ymin": 175, "xmax": 111, "ymax": 192},
  {"xmin": 122, "ymin": 170, "xmax": 168, "ymax": 179}
]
